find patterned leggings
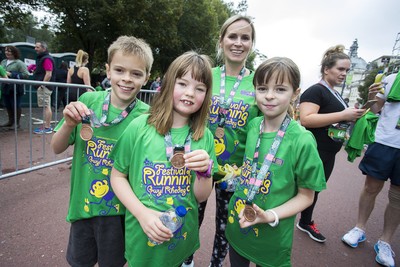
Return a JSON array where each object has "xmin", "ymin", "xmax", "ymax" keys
[{"xmin": 198, "ymin": 185, "xmax": 234, "ymax": 267}]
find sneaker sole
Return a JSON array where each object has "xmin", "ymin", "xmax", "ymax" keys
[
  {"xmin": 296, "ymin": 223, "xmax": 326, "ymax": 243},
  {"xmin": 341, "ymin": 235, "xmax": 366, "ymax": 248}
]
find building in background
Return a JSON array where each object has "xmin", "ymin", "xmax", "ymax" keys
[{"xmin": 336, "ymin": 39, "xmax": 368, "ymax": 108}]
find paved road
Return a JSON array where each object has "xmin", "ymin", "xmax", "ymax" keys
[{"xmin": 0, "ymin": 141, "xmax": 398, "ymax": 267}]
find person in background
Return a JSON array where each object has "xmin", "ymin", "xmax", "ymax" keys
[
  {"xmin": 297, "ymin": 45, "xmax": 365, "ymax": 242},
  {"xmin": 110, "ymin": 51, "xmax": 217, "ymax": 267},
  {"xmin": 54, "ymin": 61, "xmax": 69, "ymax": 109},
  {"xmin": 184, "ymin": 15, "xmax": 260, "ymax": 267},
  {"xmin": 149, "ymin": 76, "xmax": 161, "ymax": 91},
  {"xmin": 50, "ymin": 35, "xmax": 154, "ymax": 267},
  {"xmin": 67, "ymin": 49, "xmax": 92, "ymax": 102},
  {"xmin": 94, "ymin": 81, "xmax": 104, "ymax": 91},
  {"xmin": 342, "ymin": 72, "xmax": 400, "ymax": 267},
  {"xmin": 225, "ymin": 57, "xmax": 326, "ymax": 267},
  {"xmin": 33, "ymin": 41, "xmax": 56, "ymax": 134},
  {"xmin": 1, "ymin": 45, "xmax": 30, "ymax": 129}
]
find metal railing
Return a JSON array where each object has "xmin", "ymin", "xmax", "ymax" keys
[{"xmin": 0, "ymin": 78, "xmax": 157, "ymax": 180}]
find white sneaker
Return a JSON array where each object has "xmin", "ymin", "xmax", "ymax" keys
[
  {"xmin": 342, "ymin": 227, "xmax": 366, "ymax": 248},
  {"xmin": 181, "ymin": 260, "xmax": 194, "ymax": 267},
  {"xmin": 374, "ymin": 240, "xmax": 395, "ymax": 267}
]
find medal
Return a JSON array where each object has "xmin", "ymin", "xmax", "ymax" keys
[
  {"xmin": 170, "ymin": 152, "xmax": 185, "ymax": 169},
  {"xmin": 215, "ymin": 127, "xmax": 225, "ymax": 138},
  {"xmin": 80, "ymin": 124, "xmax": 93, "ymax": 141},
  {"xmin": 243, "ymin": 204, "xmax": 257, "ymax": 222},
  {"xmin": 165, "ymin": 133, "xmax": 191, "ymax": 169},
  {"xmin": 170, "ymin": 146, "xmax": 185, "ymax": 169}
]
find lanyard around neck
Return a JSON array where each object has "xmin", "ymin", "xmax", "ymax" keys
[
  {"xmin": 219, "ymin": 65, "xmax": 246, "ymax": 110},
  {"xmin": 164, "ymin": 130, "xmax": 192, "ymax": 161},
  {"xmin": 246, "ymin": 115, "xmax": 291, "ymax": 202},
  {"xmin": 84, "ymin": 92, "xmax": 137, "ymax": 127},
  {"xmin": 319, "ymin": 80, "xmax": 348, "ymax": 109}
]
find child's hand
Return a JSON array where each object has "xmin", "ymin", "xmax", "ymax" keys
[
  {"xmin": 238, "ymin": 203, "xmax": 271, "ymax": 228},
  {"xmin": 62, "ymin": 101, "xmax": 91, "ymax": 128},
  {"xmin": 137, "ymin": 207, "xmax": 173, "ymax": 244},
  {"xmin": 184, "ymin": 149, "xmax": 210, "ymax": 172}
]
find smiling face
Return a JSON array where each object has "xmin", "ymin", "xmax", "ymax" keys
[
  {"xmin": 323, "ymin": 59, "xmax": 351, "ymax": 88},
  {"xmin": 106, "ymin": 51, "xmax": 149, "ymax": 109},
  {"xmin": 220, "ymin": 19, "xmax": 253, "ymax": 65},
  {"xmin": 4, "ymin": 48, "xmax": 15, "ymax": 60},
  {"xmin": 172, "ymin": 70, "xmax": 207, "ymax": 125},
  {"xmin": 255, "ymin": 72, "xmax": 299, "ymax": 123}
]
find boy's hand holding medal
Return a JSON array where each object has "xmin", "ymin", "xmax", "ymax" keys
[{"xmin": 63, "ymin": 101, "xmax": 91, "ymax": 128}]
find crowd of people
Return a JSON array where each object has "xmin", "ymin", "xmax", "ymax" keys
[{"xmin": 1, "ymin": 13, "xmax": 399, "ymax": 267}]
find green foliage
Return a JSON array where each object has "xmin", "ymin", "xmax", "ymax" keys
[{"xmin": 1, "ymin": 0, "xmax": 254, "ymax": 80}]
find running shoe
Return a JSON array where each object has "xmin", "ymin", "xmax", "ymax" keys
[
  {"xmin": 374, "ymin": 240, "xmax": 395, "ymax": 267},
  {"xmin": 342, "ymin": 227, "xmax": 366, "ymax": 248},
  {"xmin": 296, "ymin": 221, "xmax": 326, "ymax": 243}
]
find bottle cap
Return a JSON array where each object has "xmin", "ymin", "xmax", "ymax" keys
[
  {"xmin": 175, "ymin": 205, "xmax": 187, "ymax": 217},
  {"xmin": 219, "ymin": 181, "xmax": 228, "ymax": 190}
]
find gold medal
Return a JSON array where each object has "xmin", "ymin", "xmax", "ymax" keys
[
  {"xmin": 170, "ymin": 152, "xmax": 185, "ymax": 169},
  {"xmin": 215, "ymin": 127, "xmax": 225, "ymax": 139},
  {"xmin": 243, "ymin": 204, "xmax": 257, "ymax": 222},
  {"xmin": 80, "ymin": 124, "xmax": 93, "ymax": 141}
]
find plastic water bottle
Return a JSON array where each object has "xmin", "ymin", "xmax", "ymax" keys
[
  {"xmin": 149, "ymin": 205, "xmax": 187, "ymax": 245},
  {"xmin": 219, "ymin": 177, "xmax": 239, "ymax": 192}
]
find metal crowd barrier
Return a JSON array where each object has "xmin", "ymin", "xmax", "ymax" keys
[{"xmin": 0, "ymin": 78, "xmax": 157, "ymax": 180}]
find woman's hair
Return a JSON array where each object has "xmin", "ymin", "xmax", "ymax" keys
[
  {"xmin": 75, "ymin": 49, "xmax": 89, "ymax": 67},
  {"xmin": 320, "ymin": 45, "xmax": 350, "ymax": 75},
  {"xmin": 5, "ymin": 46, "xmax": 20, "ymax": 59},
  {"xmin": 253, "ymin": 57, "xmax": 301, "ymax": 117},
  {"xmin": 107, "ymin": 35, "xmax": 154, "ymax": 75},
  {"xmin": 148, "ymin": 51, "xmax": 213, "ymax": 141},
  {"xmin": 216, "ymin": 14, "xmax": 255, "ymax": 63}
]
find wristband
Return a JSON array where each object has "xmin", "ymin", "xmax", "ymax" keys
[
  {"xmin": 196, "ymin": 159, "xmax": 213, "ymax": 179},
  {"xmin": 266, "ymin": 209, "xmax": 279, "ymax": 227}
]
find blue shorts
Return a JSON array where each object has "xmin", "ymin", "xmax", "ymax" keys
[
  {"xmin": 66, "ymin": 216, "xmax": 126, "ymax": 267},
  {"xmin": 359, "ymin": 142, "xmax": 400, "ymax": 186}
]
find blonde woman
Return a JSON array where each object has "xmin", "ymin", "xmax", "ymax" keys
[{"xmin": 67, "ymin": 49, "xmax": 91, "ymax": 102}]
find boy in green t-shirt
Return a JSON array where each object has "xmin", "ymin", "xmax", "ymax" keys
[{"xmin": 51, "ymin": 36, "xmax": 154, "ymax": 267}]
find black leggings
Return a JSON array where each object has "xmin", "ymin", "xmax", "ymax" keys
[
  {"xmin": 229, "ymin": 246, "xmax": 263, "ymax": 267},
  {"xmin": 198, "ymin": 185, "xmax": 233, "ymax": 267},
  {"xmin": 300, "ymin": 149, "xmax": 337, "ymax": 224}
]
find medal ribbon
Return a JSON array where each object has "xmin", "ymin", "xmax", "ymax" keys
[
  {"xmin": 217, "ymin": 65, "xmax": 246, "ymax": 127},
  {"xmin": 82, "ymin": 92, "xmax": 137, "ymax": 127},
  {"xmin": 164, "ymin": 130, "xmax": 192, "ymax": 161},
  {"xmin": 246, "ymin": 115, "xmax": 291, "ymax": 202}
]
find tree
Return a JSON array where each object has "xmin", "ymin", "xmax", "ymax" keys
[
  {"xmin": 1, "ymin": 0, "xmax": 252, "ymax": 79},
  {"xmin": 0, "ymin": 0, "xmax": 54, "ymax": 43}
]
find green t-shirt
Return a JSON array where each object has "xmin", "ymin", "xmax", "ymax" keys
[
  {"xmin": 109, "ymin": 114, "xmax": 218, "ymax": 266},
  {"xmin": 54, "ymin": 91, "xmax": 149, "ymax": 222},
  {"xmin": 225, "ymin": 117, "xmax": 326, "ymax": 267},
  {"xmin": 208, "ymin": 67, "xmax": 260, "ymax": 179}
]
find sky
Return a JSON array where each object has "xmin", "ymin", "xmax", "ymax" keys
[{"xmin": 240, "ymin": 0, "xmax": 400, "ymax": 89}]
